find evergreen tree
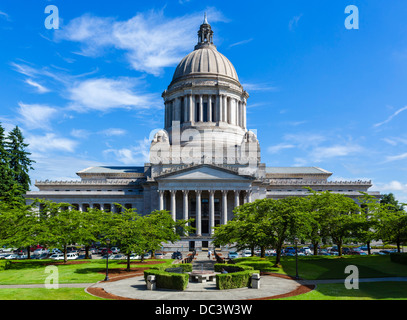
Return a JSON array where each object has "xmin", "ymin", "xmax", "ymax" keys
[
  {"xmin": 0, "ymin": 123, "xmax": 13, "ymax": 199},
  {"xmin": 5, "ymin": 126, "xmax": 35, "ymax": 195}
]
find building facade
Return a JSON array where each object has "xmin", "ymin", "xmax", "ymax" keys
[{"xmin": 26, "ymin": 17, "xmax": 379, "ymax": 251}]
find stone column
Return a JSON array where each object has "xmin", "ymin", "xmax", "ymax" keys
[
  {"xmin": 246, "ymin": 190, "xmax": 252, "ymax": 203},
  {"xmin": 208, "ymin": 95, "xmax": 212, "ymax": 122},
  {"xmin": 243, "ymin": 102, "xmax": 247, "ymax": 128},
  {"xmin": 222, "ymin": 190, "xmax": 228, "ymax": 225},
  {"xmin": 209, "ymin": 190, "xmax": 215, "ymax": 235},
  {"xmin": 196, "ymin": 190, "xmax": 202, "ymax": 236},
  {"xmin": 183, "ymin": 96, "xmax": 188, "ymax": 123},
  {"xmin": 199, "ymin": 95, "xmax": 203, "ymax": 122},
  {"xmin": 222, "ymin": 95, "xmax": 229, "ymax": 122},
  {"xmin": 183, "ymin": 190, "xmax": 189, "ymax": 221},
  {"xmin": 170, "ymin": 190, "xmax": 176, "ymax": 221},
  {"xmin": 218, "ymin": 95, "xmax": 223, "ymax": 122},
  {"xmin": 234, "ymin": 190, "xmax": 240, "ymax": 208},
  {"xmin": 189, "ymin": 94, "xmax": 194, "ymax": 122},
  {"xmin": 159, "ymin": 190, "xmax": 164, "ymax": 210}
]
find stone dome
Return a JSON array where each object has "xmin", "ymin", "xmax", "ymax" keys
[{"xmin": 172, "ymin": 46, "xmax": 239, "ymax": 83}]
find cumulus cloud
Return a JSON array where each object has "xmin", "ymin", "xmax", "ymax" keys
[
  {"xmin": 67, "ymin": 77, "xmax": 158, "ymax": 112},
  {"xmin": 55, "ymin": 9, "xmax": 226, "ymax": 75},
  {"xmin": 17, "ymin": 103, "xmax": 58, "ymax": 130}
]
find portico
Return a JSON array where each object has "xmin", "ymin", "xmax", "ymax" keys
[{"xmin": 155, "ymin": 164, "xmax": 254, "ymax": 238}]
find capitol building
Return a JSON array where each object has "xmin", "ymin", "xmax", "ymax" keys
[{"xmin": 26, "ymin": 16, "xmax": 379, "ymax": 251}]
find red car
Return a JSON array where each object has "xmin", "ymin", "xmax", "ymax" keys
[{"xmin": 101, "ymin": 249, "xmax": 113, "ymax": 256}]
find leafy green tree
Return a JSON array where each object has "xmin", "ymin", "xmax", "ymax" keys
[
  {"xmin": 310, "ymin": 191, "xmax": 360, "ymax": 256},
  {"xmin": 355, "ymin": 192, "xmax": 381, "ymax": 254},
  {"xmin": 376, "ymin": 202, "xmax": 407, "ymax": 252},
  {"xmin": 5, "ymin": 126, "xmax": 35, "ymax": 196}
]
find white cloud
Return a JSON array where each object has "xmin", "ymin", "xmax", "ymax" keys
[
  {"xmin": 24, "ymin": 79, "xmax": 50, "ymax": 93},
  {"xmin": 311, "ymin": 144, "xmax": 363, "ymax": 162},
  {"xmin": 289, "ymin": 14, "xmax": 303, "ymax": 31},
  {"xmin": 68, "ymin": 77, "xmax": 157, "ymax": 112},
  {"xmin": 17, "ymin": 103, "xmax": 58, "ymax": 130},
  {"xmin": 229, "ymin": 38, "xmax": 253, "ymax": 48},
  {"xmin": 100, "ymin": 128, "xmax": 127, "ymax": 136},
  {"xmin": 103, "ymin": 138, "xmax": 150, "ymax": 165},
  {"xmin": 55, "ymin": 9, "xmax": 226, "ymax": 75},
  {"xmin": 26, "ymin": 133, "xmax": 77, "ymax": 153},
  {"xmin": 267, "ymin": 143, "xmax": 295, "ymax": 154},
  {"xmin": 374, "ymin": 105, "xmax": 407, "ymax": 127},
  {"xmin": 385, "ymin": 152, "xmax": 407, "ymax": 162}
]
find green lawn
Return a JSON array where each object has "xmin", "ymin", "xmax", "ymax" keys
[
  {"xmin": 0, "ymin": 287, "xmax": 106, "ymax": 300},
  {"xmin": 235, "ymin": 255, "xmax": 407, "ymax": 280},
  {"xmin": 277, "ymin": 281, "xmax": 407, "ymax": 300},
  {"xmin": 0, "ymin": 258, "xmax": 174, "ymax": 285}
]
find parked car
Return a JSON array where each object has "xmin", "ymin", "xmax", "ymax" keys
[
  {"xmin": 241, "ymin": 250, "xmax": 252, "ymax": 257},
  {"xmin": 228, "ymin": 251, "xmax": 239, "ymax": 259},
  {"xmin": 66, "ymin": 253, "xmax": 79, "ymax": 260},
  {"xmin": 50, "ymin": 248, "xmax": 62, "ymax": 254},
  {"xmin": 33, "ymin": 248, "xmax": 48, "ymax": 256},
  {"xmin": 4, "ymin": 254, "xmax": 19, "ymax": 260},
  {"xmin": 50, "ymin": 253, "xmax": 65, "ymax": 260},
  {"xmin": 101, "ymin": 249, "xmax": 113, "ymax": 256},
  {"xmin": 285, "ymin": 247, "xmax": 296, "ymax": 254},
  {"xmin": 171, "ymin": 251, "xmax": 182, "ymax": 259},
  {"xmin": 111, "ymin": 247, "xmax": 120, "ymax": 254},
  {"xmin": 154, "ymin": 253, "xmax": 165, "ymax": 259},
  {"xmin": 129, "ymin": 253, "xmax": 141, "ymax": 260},
  {"xmin": 301, "ymin": 247, "xmax": 312, "ymax": 255},
  {"xmin": 112, "ymin": 254, "xmax": 125, "ymax": 260},
  {"xmin": 342, "ymin": 248, "xmax": 351, "ymax": 255}
]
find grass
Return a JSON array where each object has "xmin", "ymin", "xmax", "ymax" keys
[
  {"xmin": 277, "ymin": 282, "xmax": 407, "ymax": 300},
  {"xmin": 234, "ymin": 255, "xmax": 407, "ymax": 280},
  {"xmin": 0, "ymin": 258, "xmax": 174, "ymax": 285},
  {"xmin": 0, "ymin": 287, "xmax": 106, "ymax": 300}
]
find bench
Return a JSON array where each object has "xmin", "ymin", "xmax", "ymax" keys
[{"xmin": 189, "ymin": 272, "xmax": 216, "ymax": 283}]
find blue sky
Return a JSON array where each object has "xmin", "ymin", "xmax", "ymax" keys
[{"xmin": 1, "ymin": 0, "xmax": 407, "ymax": 202}]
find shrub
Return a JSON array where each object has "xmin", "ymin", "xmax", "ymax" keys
[
  {"xmin": 214, "ymin": 263, "xmax": 254, "ymax": 273},
  {"xmin": 390, "ymin": 253, "xmax": 407, "ymax": 265},
  {"xmin": 143, "ymin": 268, "xmax": 189, "ymax": 291},
  {"xmin": 216, "ymin": 270, "xmax": 259, "ymax": 290},
  {"xmin": 0, "ymin": 260, "xmax": 11, "ymax": 271}
]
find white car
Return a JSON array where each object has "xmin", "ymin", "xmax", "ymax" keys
[
  {"xmin": 129, "ymin": 254, "xmax": 141, "ymax": 260},
  {"xmin": 66, "ymin": 253, "xmax": 78, "ymax": 260},
  {"xmin": 50, "ymin": 253, "xmax": 65, "ymax": 260},
  {"xmin": 33, "ymin": 249, "xmax": 49, "ymax": 255},
  {"xmin": 111, "ymin": 247, "xmax": 120, "ymax": 254},
  {"xmin": 241, "ymin": 250, "xmax": 252, "ymax": 257},
  {"xmin": 4, "ymin": 254, "xmax": 18, "ymax": 260}
]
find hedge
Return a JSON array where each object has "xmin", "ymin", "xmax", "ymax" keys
[
  {"xmin": 143, "ymin": 265, "xmax": 191, "ymax": 291},
  {"xmin": 390, "ymin": 253, "xmax": 407, "ymax": 265},
  {"xmin": 216, "ymin": 270, "xmax": 259, "ymax": 290},
  {"xmin": 0, "ymin": 260, "xmax": 11, "ymax": 271},
  {"xmin": 214, "ymin": 263, "xmax": 254, "ymax": 273}
]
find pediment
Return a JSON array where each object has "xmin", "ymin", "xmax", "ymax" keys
[{"xmin": 155, "ymin": 164, "xmax": 254, "ymax": 181}]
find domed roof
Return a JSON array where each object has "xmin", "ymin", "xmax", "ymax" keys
[
  {"xmin": 172, "ymin": 46, "xmax": 239, "ymax": 83},
  {"xmin": 171, "ymin": 15, "xmax": 239, "ymax": 84}
]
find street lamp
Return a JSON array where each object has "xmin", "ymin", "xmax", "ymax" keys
[
  {"xmin": 294, "ymin": 237, "xmax": 299, "ymax": 280},
  {"xmin": 104, "ymin": 238, "xmax": 110, "ymax": 281}
]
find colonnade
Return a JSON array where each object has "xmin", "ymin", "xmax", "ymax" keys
[
  {"xmin": 158, "ymin": 189, "xmax": 252, "ymax": 236},
  {"xmin": 164, "ymin": 94, "xmax": 247, "ymax": 129}
]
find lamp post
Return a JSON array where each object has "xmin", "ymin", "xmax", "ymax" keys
[
  {"xmin": 294, "ymin": 237, "xmax": 299, "ymax": 280},
  {"xmin": 104, "ymin": 238, "xmax": 110, "ymax": 281}
]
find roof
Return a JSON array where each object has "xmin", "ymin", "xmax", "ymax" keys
[
  {"xmin": 265, "ymin": 167, "xmax": 332, "ymax": 175},
  {"xmin": 77, "ymin": 166, "xmax": 144, "ymax": 174},
  {"xmin": 172, "ymin": 47, "xmax": 239, "ymax": 83}
]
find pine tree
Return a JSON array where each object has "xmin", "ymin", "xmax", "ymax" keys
[
  {"xmin": 0, "ymin": 123, "xmax": 13, "ymax": 199},
  {"xmin": 5, "ymin": 126, "xmax": 35, "ymax": 195}
]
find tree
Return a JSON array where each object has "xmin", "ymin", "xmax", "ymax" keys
[
  {"xmin": 355, "ymin": 192, "xmax": 381, "ymax": 254},
  {"xmin": 0, "ymin": 123, "xmax": 13, "ymax": 199},
  {"xmin": 5, "ymin": 126, "xmax": 35, "ymax": 196},
  {"xmin": 310, "ymin": 191, "xmax": 360, "ymax": 256}
]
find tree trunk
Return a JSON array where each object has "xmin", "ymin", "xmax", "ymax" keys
[
  {"xmin": 312, "ymin": 241, "xmax": 319, "ymax": 256},
  {"xmin": 126, "ymin": 253, "xmax": 131, "ymax": 271},
  {"xmin": 367, "ymin": 241, "xmax": 371, "ymax": 255},
  {"xmin": 63, "ymin": 244, "xmax": 67, "ymax": 263},
  {"xmin": 26, "ymin": 246, "xmax": 31, "ymax": 259},
  {"xmin": 337, "ymin": 241, "xmax": 342, "ymax": 257},
  {"xmin": 85, "ymin": 245, "xmax": 90, "ymax": 259},
  {"xmin": 397, "ymin": 238, "xmax": 401, "ymax": 253},
  {"xmin": 274, "ymin": 243, "xmax": 283, "ymax": 267},
  {"xmin": 261, "ymin": 246, "xmax": 265, "ymax": 258}
]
